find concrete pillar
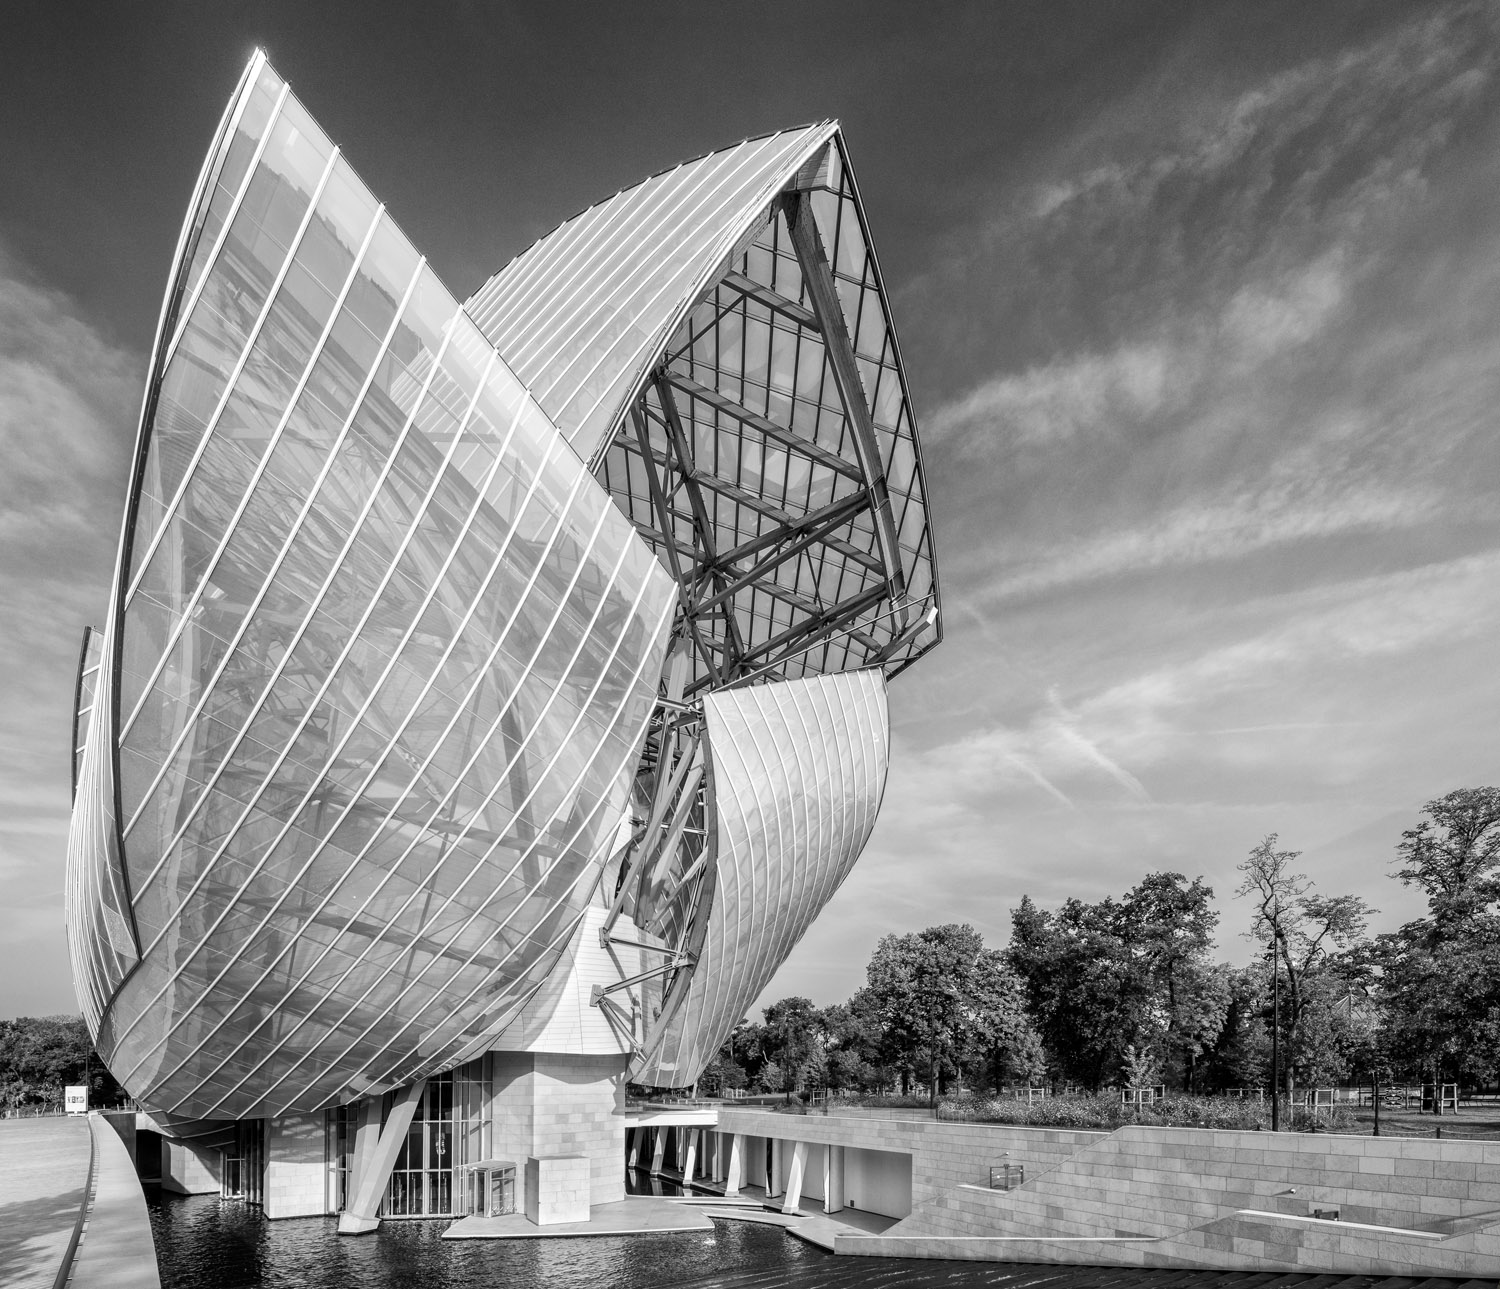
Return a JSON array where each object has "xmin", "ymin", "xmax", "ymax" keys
[
  {"xmin": 339, "ymin": 1081, "xmax": 426, "ymax": 1235},
  {"xmin": 650, "ymin": 1127, "xmax": 666, "ymax": 1175},
  {"xmin": 682, "ymin": 1129, "xmax": 698, "ymax": 1187},
  {"xmin": 724, "ymin": 1133, "xmax": 743, "ymax": 1196},
  {"xmin": 767, "ymin": 1138, "xmax": 783, "ymax": 1198},
  {"xmin": 626, "ymin": 1128, "xmax": 640, "ymax": 1169},
  {"xmin": 782, "ymin": 1139, "xmax": 808, "ymax": 1215},
  {"xmin": 824, "ymin": 1144, "xmax": 845, "ymax": 1213},
  {"xmin": 161, "ymin": 1137, "xmax": 221, "ymax": 1195}
]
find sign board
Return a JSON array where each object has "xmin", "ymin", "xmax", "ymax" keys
[{"xmin": 65, "ymin": 1085, "xmax": 88, "ymax": 1115}]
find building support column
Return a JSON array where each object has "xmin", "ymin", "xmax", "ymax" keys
[
  {"xmin": 682, "ymin": 1129, "xmax": 698, "ymax": 1187},
  {"xmin": 338, "ymin": 1081, "xmax": 426, "ymax": 1235},
  {"xmin": 651, "ymin": 1127, "xmax": 667, "ymax": 1176},
  {"xmin": 626, "ymin": 1128, "xmax": 640, "ymax": 1170},
  {"xmin": 724, "ymin": 1133, "xmax": 743, "ymax": 1196},
  {"xmin": 824, "ymin": 1144, "xmax": 845, "ymax": 1213},
  {"xmin": 781, "ymin": 1139, "xmax": 808, "ymax": 1215},
  {"xmin": 767, "ymin": 1138, "xmax": 782, "ymax": 1198}
]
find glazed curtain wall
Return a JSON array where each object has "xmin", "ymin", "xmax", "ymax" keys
[
  {"xmin": 84, "ymin": 57, "xmax": 675, "ymax": 1119},
  {"xmin": 632, "ymin": 670, "xmax": 889, "ymax": 1085},
  {"xmin": 465, "ymin": 124, "xmax": 835, "ymax": 464}
]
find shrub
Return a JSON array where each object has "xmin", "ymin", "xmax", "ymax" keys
[{"xmin": 933, "ymin": 1091, "xmax": 1356, "ymax": 1133}]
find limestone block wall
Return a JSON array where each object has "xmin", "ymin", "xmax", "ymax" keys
[
  {"xmin": 265, "ymin": 1113, "xmax": 328, "ymax": 1218},
  {"xmin": 490, "ymin": 1051, "xmax": 627, "ymax": 1207},
  {"xmin": 837, "ymin": 1124, "xmax": 1500, "ymax": 1276},
  {"xmin": 161, "ymin": 1137, "xmax": 220, "ymax": 1195},
  {"xmin": 718, "ymin": 1108, "xmax": 1103, "ymax": 1211},
  {"xmin": 525, "ymin": 1154, "xmax": 591, "ymax": 1225}
]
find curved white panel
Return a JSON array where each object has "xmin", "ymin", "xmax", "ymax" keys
[
  {"xmin": 465, "ymin": 123, "xmax": 836, "ymax": 464},
  {"xmin": 631, "ymin": 670, "xmax": 889, "ymax": 1085}
]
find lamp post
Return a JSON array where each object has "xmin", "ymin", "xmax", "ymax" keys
[{"xmin": 1270, "ymin": 929, "xmax": 1282, "ymax": 1132}]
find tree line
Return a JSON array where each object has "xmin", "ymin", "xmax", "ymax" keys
[
  {"xmin": 0, "ymin": 1015, "xmax": 123, "ymax": 1112},
  {"xmin": 701, "ymin": 787, "xmax": 1500, "ymax": 1106}
]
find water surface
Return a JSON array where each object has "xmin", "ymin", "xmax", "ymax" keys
[{"xmin": 147, "ymin": 1186, "xmax": 1475, "ymax": 1289}]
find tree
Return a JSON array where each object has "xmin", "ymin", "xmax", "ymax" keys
[
  {"xmin": 1236, "ymin": 835, "xmax": 1374, "ymax": 1101},
  {"xmin": 761, "ymin": 997, "xmax": 823, "ymax": 1094},
  {"xmin": 1380, "ymin": 788, "xmax": 1500, "ymax": 1094},
  {"xmin": 1006, "ymin": 874, "xmax": 1228, "ymax": 1089},
  {"xmin": 1199, "ymin": 966, "xmax": 1270, "ymax": 1092},
  {"xmin": 864, "ymin": 924, "xmax": 1030, "ymax": 1107},
  {"xmin": 0, "ymin": 1016, "xmax": 120, "ymax": 1109},
  {"xmin": 1394, "ymin": 788, "xmax": 1500, "ymax": 929}
]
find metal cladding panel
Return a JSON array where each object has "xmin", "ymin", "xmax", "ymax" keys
[
  {"xmin": 631, "ymin": 670, "xmax": 889, "ymax": 1086},
  {"xmin": 82, "ymin": 55, "xmax": 676, "ymax": 1119},
  {"xmin": 464, "ymin": 123, "xmax": 836, "ymax": 465}
]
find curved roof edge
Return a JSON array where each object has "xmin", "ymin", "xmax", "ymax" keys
[{"xmin": 465, "ymin": 121, "xmax": 840, "ymax": 465}]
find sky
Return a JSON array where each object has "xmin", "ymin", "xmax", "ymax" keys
[{"xmin": 4, "ymin": 0, "xmax": 1500, "ymax": 1021}]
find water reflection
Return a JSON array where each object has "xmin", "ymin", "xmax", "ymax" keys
[
  {"xmin": 147, "ymin": 1185, "xmax": 820, "ymax": 1289},
  {"xmin": 147, "ymin": 1183, "xmax": 1475, "ymax": 1289}
]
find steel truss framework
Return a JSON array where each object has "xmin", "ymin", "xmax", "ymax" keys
[
  {"xmin": 67, "ymin": 51, "xmax": 943, "ymax": 1115},
  {"xmin": 570, "ymin": 143, "xmax": 942, "ymax": 1082}
]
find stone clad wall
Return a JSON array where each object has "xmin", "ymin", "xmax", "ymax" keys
[
  {"xmin": 160, "ymin": 1138, "xmax": 220, "ymax": 1195},
  {"xmin": 264, "ymin": 1113, "xmax": 327, "ymax": 1218},
  {"xmin": 830, "ymin": 1123, "xmax": 1500, "ymax": 1276},
  {"xmin": 717, "ymin": 1107, "xmax": 1104, "ymax": 1210},
  {"xmin": 491, "ymin": 1052, "xmax": 626, "ymax": 1207}
]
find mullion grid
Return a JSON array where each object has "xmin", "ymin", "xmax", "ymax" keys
[
  {"xmin": 118, "ymin": 256, "xmax": 429, "ymax": 880},
  {"xmin": 150, "ymin": 412, "xmax": 661, "ymax": 1114},
  {"xmin": 828, "ymin": 154, "xmax": 941, "ymax": 666},
  {"xmin": 155, "ymin": 426, "xmax": 592, "ymax": 1106},
  {"xmin": 112, "ymin": 300, "xmax": 472, "ymax": 1073},
  {"xmin": 253, "ymin": 532, "xmax": 669, "ymax": 1114},
  {"xmin": 118, "ymin": 182, "xmax": 379, "ymax": 754},
  {"xmin": 628, "ymin": 225, "xmax": 885, "ymax": 684}
]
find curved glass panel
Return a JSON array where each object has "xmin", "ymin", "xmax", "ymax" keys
[
  {"xmin": 465, "ymin": 124, "xmax": 835, "ymax": 463},
  {"xmin": 90, "ymin": 62, "xmax": 676, "ymax": 1120},
  {"xmin": 631, "ymin": 670, "xmax": 889, "ymax": 1085}
]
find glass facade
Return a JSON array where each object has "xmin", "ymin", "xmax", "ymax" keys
[
  {"xmin": 466, "ymin": 125, "xmax": 836, "ymax": 464},
  {"xmin": 68, "ymin": 49, "xmax": 942, "ymax": 1120},
  {"xmin": 72, "ymin": 54, "xmax": 675, "ymax": 1120}
]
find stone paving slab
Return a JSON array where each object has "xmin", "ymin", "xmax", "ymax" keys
[
  {"xmin": 443, "ymin": 1195, "xmax": 713, "ymax": 1239},
  {"xmin": 0, "ymin": 1115, "xmax": 92, "ymax": 1289}
]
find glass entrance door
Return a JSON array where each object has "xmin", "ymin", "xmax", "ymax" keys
[{"xmin": 385, "ymin": 1074, "xmax": 454, "ymax": 1217}]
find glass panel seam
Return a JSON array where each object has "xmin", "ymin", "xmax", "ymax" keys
[
  {"xmin": 119, "ymin": 252, "xmax": 428, "ymax": 842},
  {"xmin": 125, "ymin": 133, "xmax": 336, "ymax": 607},
  {"xmin": 118, "ymin": 192, "xmax": 383, "ymax": 742}
]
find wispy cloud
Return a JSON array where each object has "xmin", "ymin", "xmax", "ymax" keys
[
  {"xmin": 971, "ymin": 480, "xmax": 1444, "ymax": 602},
  {"xmin": 0, "ymin": 244, "xmax": 135, "ymax": 1013}
]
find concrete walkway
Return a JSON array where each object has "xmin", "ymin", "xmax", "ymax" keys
[
  {"xmin": 444, "ymin": 1195, "xmax": 713, "ymax": 1239},
  {"xmin": 0, "ymin": 1114, "xmax": 160, "ymax": 1289},
  {"xmin": 663, "ymin": 1187, "xmax": 900, "ymax": 1250},
  {"xmin": 72, "ymin": 1115, "xmax": 160, "ymax": 1289},
  {"xmin": 0, "ymin": 1115, "xmax": 92, "ymax": 1289}
]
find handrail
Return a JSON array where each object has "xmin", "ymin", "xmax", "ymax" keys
[{"xmin": 53, "ymin": 1116, "xmax": 98, "ymax": 1289}]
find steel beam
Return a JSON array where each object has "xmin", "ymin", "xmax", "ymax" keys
[
  {"xmin": 662, "ymin": 372, "xmax": 861, "ymax": 481},
  {"xmin": 719, "ymin": 269, "xmax": 819, "ymax": 330},
  {"xmin": 780, "ymin": 190, "xmax": 906, "ymax": 605}
]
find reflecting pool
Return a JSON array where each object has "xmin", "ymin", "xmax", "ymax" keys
[{"xmin": 147, "ymin": 1186, "xmax": 1474, "ymax": 1289}]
